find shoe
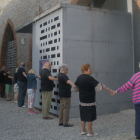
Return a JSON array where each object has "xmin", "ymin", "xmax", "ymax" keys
[
  {"xmin": 136, "ymin": 136, "xmax": 140, "ymax": 139},
  {"xmin": 29, "ymin": 111, "xmax": 34, "ymax": 114},
  {"xmin": 32, "ymin": 111, "xmax": 38, "ymax": 114},
  {"xmin": 63, "ymin": 124, "xmax": 74, "ymax": 127},
  {"xmin": 81, "ymin": 132, "xmax": 87, "ymax": 135},
  {"xmin": 58, "ymin": 123, "xmax": 63, "ymax": 126},
  {"xmin": 22, "ymin": 105, "xmax": 27, "ymax": 108},
  {"xmin": 42, "ymin": 117, "xmax": 53, "ymax": 120},
  {"xmin": 87, "ymin": 133, "xmax": 98, "ymax": 137},
  {"xmin": 29, "ymin": 111, "xmax": 38, "ymax": 114}
]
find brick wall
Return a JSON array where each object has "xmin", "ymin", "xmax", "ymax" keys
[{"xmin": 0, "ymin": 0, "xmax": 71, "ymax": 71}]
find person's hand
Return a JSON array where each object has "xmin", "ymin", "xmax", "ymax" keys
[{"xmin": 110, "ymin": 90, "xmax": 117, "ymax": 96}]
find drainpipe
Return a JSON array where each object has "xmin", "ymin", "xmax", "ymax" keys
[{"xmin": 127, "ymin": 0, "xmax": 135, "ymax": 74}]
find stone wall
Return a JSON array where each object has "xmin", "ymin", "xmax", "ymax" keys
[{"xmin": 0, "ymin": 0, "xmax": 71, "ymax": 70}]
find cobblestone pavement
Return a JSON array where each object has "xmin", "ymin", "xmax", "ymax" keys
[{"xmin": 0, "ymin": 97, "xmax": 136, "ymax": 140}]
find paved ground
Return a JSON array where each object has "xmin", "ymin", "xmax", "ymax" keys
[{"xmin": 0, "ymin": 97, "xmax": 137, "ymax": 140}]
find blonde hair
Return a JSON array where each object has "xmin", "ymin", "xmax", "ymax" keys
[
  {"xmin": 15, "ymin": 68, "xmax": 18, "ymax": 73},
  {"xmin": 81, "ymin": 63, "xmax": 91, "ymax": 73},
  {"xmin": 28, "ymin": 69, "xmax": 36, "ymax": 74}
]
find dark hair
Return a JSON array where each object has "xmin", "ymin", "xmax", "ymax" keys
[{"xmin": 21, "ymin": 62, "xmax": 25, "ymax": 67}]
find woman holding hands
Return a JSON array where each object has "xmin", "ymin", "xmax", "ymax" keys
[{"xmin": 73, "ymin": 63, "xmax": 113, "ymax": 137}]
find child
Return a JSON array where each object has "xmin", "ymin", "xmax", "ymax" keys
[
  {"xmin": 5, "ymin": 70, "xmax": 13, "ymax": 101},
  {"xmin": 14, "ymin": 68, "xmax": 19, "ymax": 103},
  {"xmin": 27, "ymin": 69, "xmax": 39, "ymax": 114}
]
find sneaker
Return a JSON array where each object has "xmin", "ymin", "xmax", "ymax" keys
[
  {"xmin": 14, "ymin": 101, "xmax": 18, "ymax": 103},
  {"xmin": 81, "ymin": 132, "xmax": 87, "ymax": 135},
  {"xmin": 87, "ymin": 133, "xmax": 98, "ymax": 137},
  {"xmin": 22, "ymin": 105, "xmax": 27, "ymax": 108}
]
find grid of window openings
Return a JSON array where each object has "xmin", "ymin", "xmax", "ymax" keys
[
  {"xmin": 38, "ymin": 10, "xmax": 62, "ymax": 115},
  {"xmin": 7, "ymin": 40, "xmax": 16, "ymax": 82}
]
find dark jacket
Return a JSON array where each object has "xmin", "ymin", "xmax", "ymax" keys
[{"xmin": 27, "ymin": 74, "xmax": 38, "ymax": 90}]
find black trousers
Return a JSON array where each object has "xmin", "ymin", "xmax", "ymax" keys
[
  {"xmin": 17, "ymin": 81, "xmax": 27, "ymax": 107},
  {"xmin": 135, "ymin": 104, "xmax": 140, "ymax": 137},
  {"xmin": 1, "ymin": 83, "xmax": 5, "ymax": 97}
]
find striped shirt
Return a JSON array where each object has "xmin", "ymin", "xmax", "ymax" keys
[{"xmin": 117, "ymin": 72, "xmax": 140, "ymax": 104}]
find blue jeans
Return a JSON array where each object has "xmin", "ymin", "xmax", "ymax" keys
[
  {"xmin": 0, "ymin": 83, "xmax": 5, "ymax": 97},
  {"xmin": 17, "ymin": 81, "xmax": 27, "ymax": 107},
  {"xmin": 135, "ymin": 104, "xmax": 140, "ymax": 137}
]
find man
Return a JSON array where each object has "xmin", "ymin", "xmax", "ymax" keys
[
  {"xmin": 58, "ymin": 64, "xmax": 74, "ymax": 127},
  {"xmin": 17, "ymin": 62, "xmax": 27, "ymax": 107},
  {"xmin": 0, "ymin": 66, "xmax": 6, "ymax": 98},
  {"xmin": 40, "ymin": 62, "xmax": 58, "ymax": 119}
]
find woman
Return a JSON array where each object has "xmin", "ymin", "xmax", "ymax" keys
[
  {"xmin": 14, "ymin": 68, "xmax": 19, "ymax": 103},
  {"xmin": 111, "ymin": 72, "xmax": 140, "ymax": 139},
  {"xmin": 74, "ymin": 64, "xmax": 112, "ymax": 137},
  {"xmin": 5, "ymin": 70, "xmax": 14, "ymax": 101},
  {"xmin": 27, "ymin": 69, "xmax": 38, "ymax": 114}
]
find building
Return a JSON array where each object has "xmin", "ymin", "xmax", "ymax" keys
[{"xmin": 0, "ymin": 0, "xmax": 140, "ymax": 117}]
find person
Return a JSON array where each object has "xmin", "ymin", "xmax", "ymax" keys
[
  {"xmin": 14, "ymin": 68, "xmax": 19, "ymax": 103},
  {"xmin": 58, "ymin": 64, "xmax": 74, "ymax": 127},
  {"xmin": 40, "ymin": 62, "xmax": 58, "ymax": 119},
  {"xmin": 73, "ymin": 63, "xmax": 113, "ymax": 137},
  {"xmin": 5, "ymin": 70, "xmax": 14, "ymax": 101},
  {"xmin": 0, "ymin": 66, "xmax": 6, "ymax": 98},
  {"xmin": 27, "ymin": 69, "xmax": 39, "ymax": 114},
  {"xmin": 17, "ymin": 62, "xmax": 27, "ymax": 107},
  {"xmin": 111, "ymin": 72, "xmax": 140, "ymax": 140}
]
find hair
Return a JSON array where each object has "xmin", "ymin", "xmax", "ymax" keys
[
  {"xmin": 28, "ymin": 69, "xmax": 36, "ymax": 74},
  {"xmin": 15, "ymin": 68, "xmax": 18, "ymax": 73},
  {"xmin": 21, "ymin": 62, "xmax": 25, "ymax": 67},
  {"xmin": 44, "ymin": 62, "xmax": 50, "ymax": 66},
  {"xmin": 81, "ymin": 63, "xmax": 91, "ymax": 73},
  {"xmin": 59, "ymin": 64, "xmax": 68, "ymax": 72}
]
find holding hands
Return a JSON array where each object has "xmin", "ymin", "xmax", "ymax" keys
[
  {"xmin": 101, "ymin": 85, "xmax": 117, "ymax": 96},
  {"xmin": 110, "ymin": 90, "xmax": 117, "ymax": 96}
]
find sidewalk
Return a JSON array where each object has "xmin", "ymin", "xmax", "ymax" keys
[{"xmin": 0, "ymin": 98, "xmax": 135, "ymax": 140}]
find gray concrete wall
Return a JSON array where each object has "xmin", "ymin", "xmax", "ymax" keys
[
  {"xmin": 102, "ymin": 0, "xmax": 128, "ymax": 12},
  {"xmin": 62, "ymin": 5, "xmax": 134, "ymax": 118},
  {"xmin": 132, "ymin": 1, "xmax": 140, "ymax": 72}
]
